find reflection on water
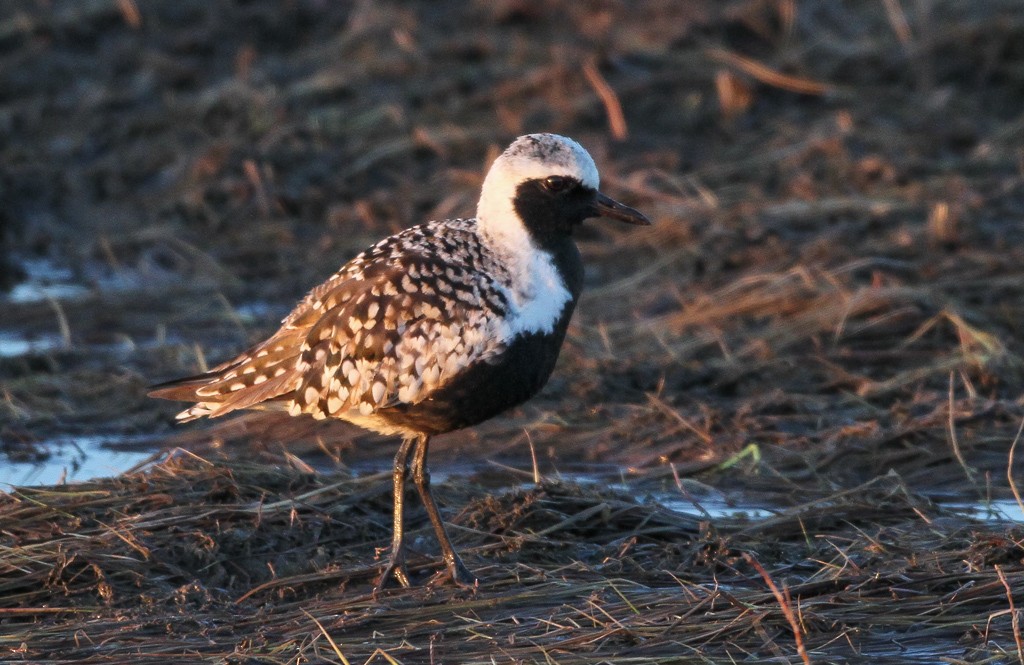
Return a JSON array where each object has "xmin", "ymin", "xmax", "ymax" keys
[
  {"xmin": 947, "ymin": 498, "xmax": 1024, "ymax": 523},
  {"xmin": 0, "ymin": 436, "xmax": 157, "ymax": 488},
  {"xmin": 1, "ymin": 436, "xmax": 1022, "ymax": 529},
  {"xmin": 4, "ymin": 258, "xmax": 89, "ymax": 304},
  {"xmin": 658, "ymin": 497, "xmax": 776, "ymax": 520},
  {"xmin": 0, "ymin": 332, "xmax": 65, "ymax": 357}
]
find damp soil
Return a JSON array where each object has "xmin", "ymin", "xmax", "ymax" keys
[{"xmin": 2, "ymin": 0, "xmax": 1024, "ymax": 663}]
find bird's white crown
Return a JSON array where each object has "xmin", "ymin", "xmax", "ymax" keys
[{"xmin": 475, "ymin": 133, "xmax": 599, "ymax": 255}]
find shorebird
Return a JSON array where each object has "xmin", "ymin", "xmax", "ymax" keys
[{"xmin": 150, "ymin": 133, "xmax": 650, "ymax": 592}]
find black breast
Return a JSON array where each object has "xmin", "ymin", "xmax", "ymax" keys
[
  {"xmin": 376, "ymin": 319, "xmax": 570, "ymax": 435},
  {"xmin": 378, "ymin": 238, "xmax": 584, "ymax": 436}
]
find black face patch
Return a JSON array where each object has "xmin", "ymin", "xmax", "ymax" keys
[{"xmin": 512, "ymin": 177, "xmax": 597, "ymax": 250}]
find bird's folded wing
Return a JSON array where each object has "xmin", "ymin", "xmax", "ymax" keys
[
  {"xmin": 290, "ymin": 258, "xmax": 507, "ymax": 419},
  {"xmin": 150, "ymin": 255, "xmax": 507, "ymax": 422}
]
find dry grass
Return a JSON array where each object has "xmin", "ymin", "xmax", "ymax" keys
[
  {"xmin": 1, "ymin": 456, "xmax": 1022, "ymax": 663},
  {"xmin": 2, "ymin": 0, "xmax": 1024, "ymax": 662}
]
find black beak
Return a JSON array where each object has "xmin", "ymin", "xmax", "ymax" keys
[{"xmin": 595, "ymin": 191, "xmax": 651, "ymax": 225}]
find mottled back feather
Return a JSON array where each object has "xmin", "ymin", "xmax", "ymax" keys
[
  {"xmin": 148, "ymin": 133, "xmax": 623, "ymax": 437},
  {"xmin": 150, "ymin": 220, "xmax": 517, "ymax": 428}
]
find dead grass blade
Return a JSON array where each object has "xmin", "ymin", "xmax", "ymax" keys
[{"xmin": 706, "ymin": 47, "xmax": 834, "ymax": 96}]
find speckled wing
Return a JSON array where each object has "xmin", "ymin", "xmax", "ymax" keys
[
  {"xmin": 150, "ymin": 221, "xmax": 512, "ymax": 426},
  {"xmin": 147, "ymin": 314, "xmax": 313, "ymax": 421},
  {"xmin": 287, "ymin": 252, "xmax": 510, "ymax": 423},
  {"xmin": 149, "ymin": 228, "xmax": 430, "ymax": 419}
]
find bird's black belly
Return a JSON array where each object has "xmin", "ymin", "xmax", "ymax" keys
[{"xmin": 377, "ymin": 326, "xmax": 570, "ymax": 436}]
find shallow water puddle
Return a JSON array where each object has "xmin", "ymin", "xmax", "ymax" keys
[
  {"xmin": 2, "ymin": 441, "xmax": 1022, "ymax": 528},
  {"xmin": 946, "ymin": 498, "xmax": 1024, "ymax": 523},
  {"xmin": 4, "ymin": 258, "xmax": 90, "ymax": 304},
  {"xmin": 2, "ymin": 255, "xmax": 185, "ymax": 307},
  {"xmin": 0, "ymin": 436, "xmax": 157, "ymax": 488},
  {"xmin": 0, "ymin": 331, "xmax": 66, "ymax": 357},
  {"xmin": 657, "ymin": 496, "xmax": 777, "ymax": 520}
]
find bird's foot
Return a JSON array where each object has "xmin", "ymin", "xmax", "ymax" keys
[
  {"xmin": 373, "ymin": 552, "xmax": 412, "ymax": 597},
  {"xmin": 439, "ymin": 553, "xmax": 478, "ymax": 589}
]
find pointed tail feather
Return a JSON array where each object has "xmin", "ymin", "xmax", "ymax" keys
[
  {"xmin": 148, "ymin": 372, "xmax": 222, "ymax": 402},
  {"xmin": 149, "ymin": 368, "xmax": 297, "ymax": 421}
]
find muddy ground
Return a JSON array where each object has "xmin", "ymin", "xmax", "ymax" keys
[{"xmin": 2, "ymin": 0, "xmax": 1024, "ymax": 663}]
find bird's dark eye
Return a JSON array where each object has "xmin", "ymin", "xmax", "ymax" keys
[{"xmin": 543, "ymin": 176, "xmax": 570, "ymax": 192}]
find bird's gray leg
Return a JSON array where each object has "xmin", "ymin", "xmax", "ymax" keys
[
  {"xmin": 375, "ymin": 435, "xmax": 416, "ymax": 594},
  {"xmin": 411, "ymin": 433, "xmax": 476, "ymax": 586}
]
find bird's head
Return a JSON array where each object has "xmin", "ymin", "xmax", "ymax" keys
[{"xmin": 476, "ymin": 133, "xmax": 649, "ymax": 252}]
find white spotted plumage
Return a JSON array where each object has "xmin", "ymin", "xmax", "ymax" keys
[
  {"xmin": 149, "ymin": 133, "xmax": 652, "ymax": 591},
  {"xmin": 161, "ymin": 134, "xmax": 601, "ymax": 436}
]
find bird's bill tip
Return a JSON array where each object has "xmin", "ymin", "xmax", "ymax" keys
[{"xmin": 595, "ymin": 192, "xmax": 651, "ymax": 225}]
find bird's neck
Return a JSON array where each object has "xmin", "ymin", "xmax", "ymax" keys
[{"xmin": 476, "ymin": 216, "xmax": 582, "ymax": 338}]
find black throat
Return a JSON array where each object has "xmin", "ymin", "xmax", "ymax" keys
[
  {"xmin": 511, "ymin": 178, "xmax": 593, "ymax": 300},
  {"xmin": 512, "ymin": 179, "xmax": 596, "ymax": 249}
]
